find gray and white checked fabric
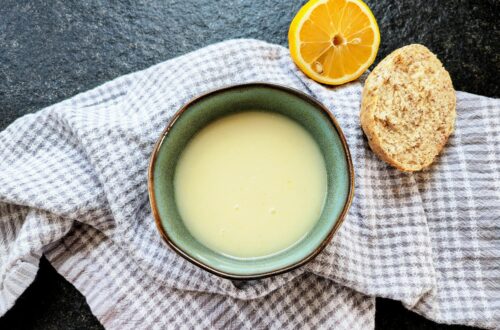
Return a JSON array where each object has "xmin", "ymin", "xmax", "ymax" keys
[{"xmin": 0, "ymin": 39, "xmax": 498, "ymax": 329}]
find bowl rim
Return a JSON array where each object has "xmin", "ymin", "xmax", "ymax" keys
[{"xmin": 148, "ymin": 82, "xmax": 355, "ymax": 280}]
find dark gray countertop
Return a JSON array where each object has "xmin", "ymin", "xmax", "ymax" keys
[{"xmin": 0, "ymin": 0, "xmax": 497, "ymax": 328}]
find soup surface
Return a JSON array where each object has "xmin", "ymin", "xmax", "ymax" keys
[{"xmin": 174, "ymin": 111, "xmax": 327, "ymax": 258}]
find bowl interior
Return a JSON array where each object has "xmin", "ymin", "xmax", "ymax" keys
[{"xmin": 151, "ymin": 84, "xmax": 352, "ymax": 277}]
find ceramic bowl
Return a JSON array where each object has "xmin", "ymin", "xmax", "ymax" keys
[{"xmin": 148, "ymin": 83, "xmax": 354, "ymax": 279}]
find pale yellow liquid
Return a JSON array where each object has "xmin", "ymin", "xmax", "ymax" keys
[{"xmin": 174, "ymin": 111, "xmax": 327, "ymax": 258}]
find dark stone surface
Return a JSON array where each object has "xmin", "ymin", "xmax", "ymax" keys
[
  {"xmin": 0, "ymin": 258, "xmax": 102, "ymax": 330},
  {"xmin": 0, "ymin": 0, "xmax": 497, "ymax": 328}
]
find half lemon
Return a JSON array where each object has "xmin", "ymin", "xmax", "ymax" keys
[{"xmin": 289, "ymin": 0, "xmax": 380, "ymax": 85}]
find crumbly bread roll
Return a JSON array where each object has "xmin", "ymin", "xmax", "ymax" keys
[{"xmin": 360, "ymin": 44, "xmax": 456, "ymax": 172}]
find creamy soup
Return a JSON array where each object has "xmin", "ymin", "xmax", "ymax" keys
[{"xmin": 174, "ymin": 111, "xmax": 327, "ymax": 258}]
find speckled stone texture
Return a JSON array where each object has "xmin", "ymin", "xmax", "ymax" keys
[{"xmin": 0, "ymin": 0, "xmax": 497, "ymax": 328}]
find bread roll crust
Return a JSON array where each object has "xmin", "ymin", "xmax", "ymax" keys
[{"xmin": 360, "ymin": 44, "xmax": 456, "ymax": 172}]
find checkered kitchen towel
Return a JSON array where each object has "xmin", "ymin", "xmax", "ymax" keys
[{"xmin": 0, "ymin": 39, "xmax": 498, "ymax": 329}]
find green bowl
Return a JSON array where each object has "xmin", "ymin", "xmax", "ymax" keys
[{"xmin": 148, "ymin": 83, "xmax": 354, "ymax": 279}]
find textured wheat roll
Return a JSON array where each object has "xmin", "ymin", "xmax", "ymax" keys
[{"xmin": 360, "ymin": 44, "xmax": 456, "ymax": 172}]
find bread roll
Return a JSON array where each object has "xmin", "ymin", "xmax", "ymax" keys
[{"xmin": 360, "ymin": 44, "xmax": 456, "ymax": 171}]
